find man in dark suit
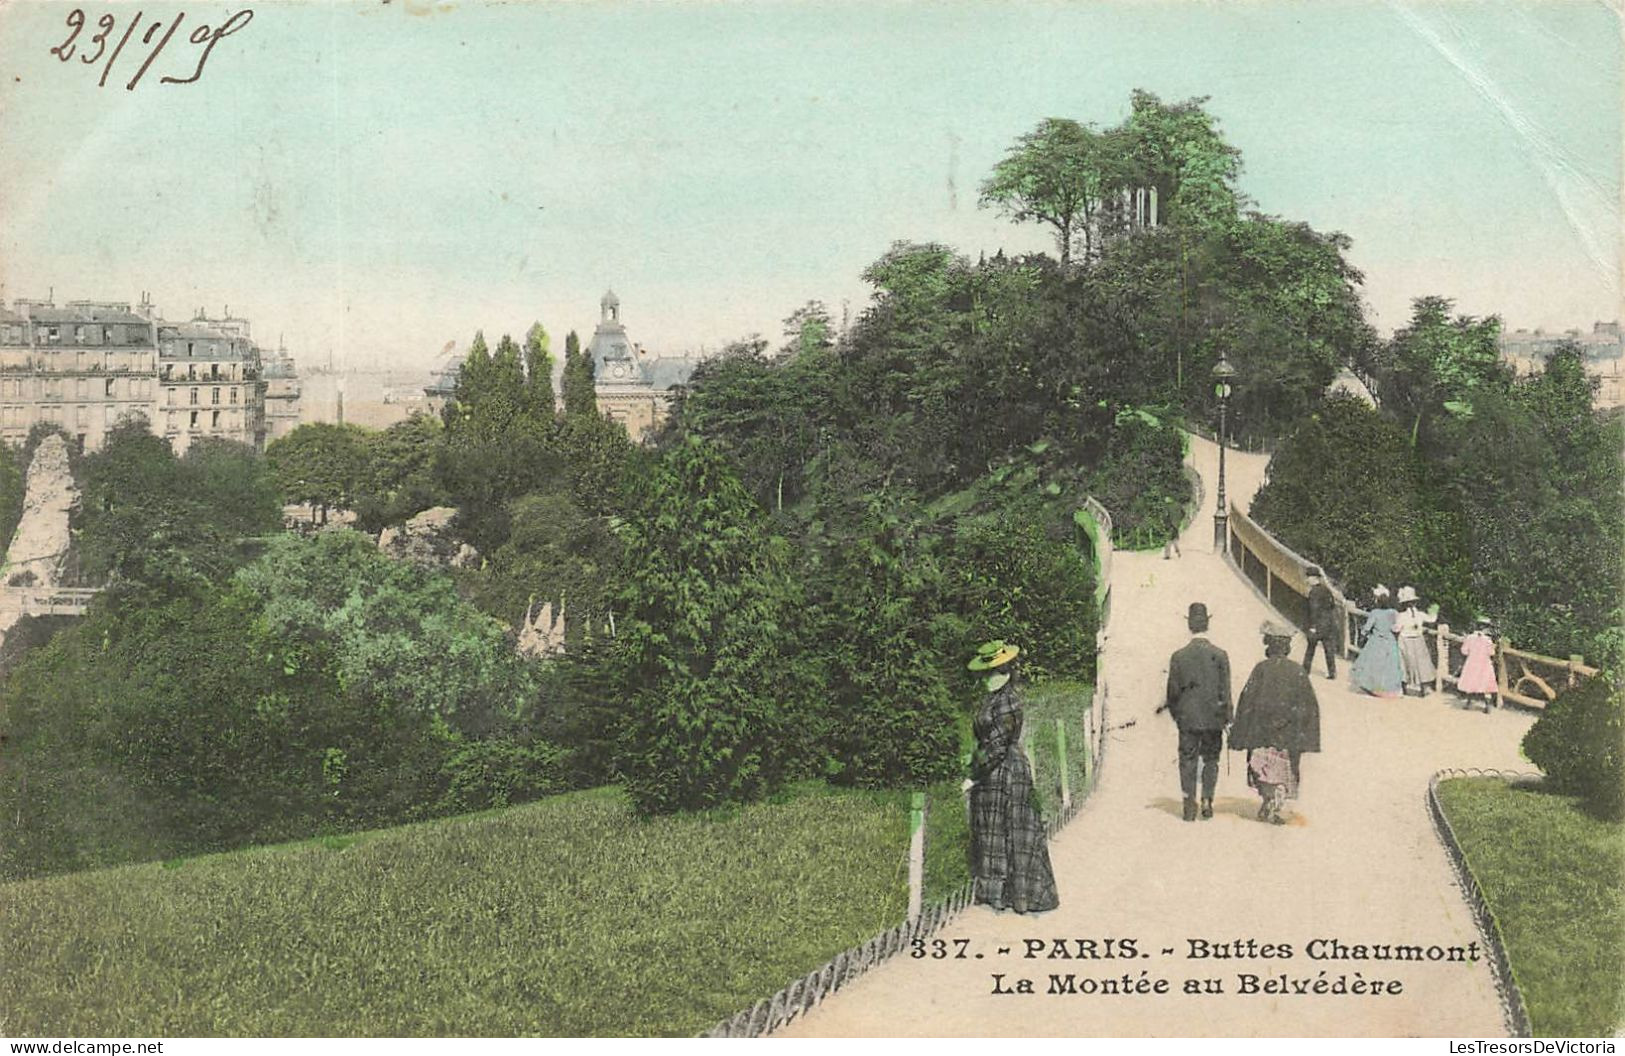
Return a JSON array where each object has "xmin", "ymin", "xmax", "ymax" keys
[
  {"xmin": 1162, "ymin": 602, "xmax": 1233, "ymax": 821},
  {"xmin": 1302, "ymin": 567, "xmax": 1342, "ymax": 680}
]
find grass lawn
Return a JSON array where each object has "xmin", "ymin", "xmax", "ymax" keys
[
  {"xmin": 1436, "ymin": 777, "xmax": 1624, "ymax": 1037},
  {"xmin": 1, "ymin": 781, "xmax": 968, "ymax": 1037},
  {"xmin": 1022, "ymin": 679, "xmax": 1095, "ymax": 823}
]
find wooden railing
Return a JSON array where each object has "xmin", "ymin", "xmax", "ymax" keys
[{"xmin": 1224, "ymin": 501, "xmax": 1597, "ymax": 709}]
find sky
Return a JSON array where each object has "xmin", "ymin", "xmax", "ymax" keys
[{"xmin": 1, "ymin": 0, "xmax": 1620, "ymax": 370}]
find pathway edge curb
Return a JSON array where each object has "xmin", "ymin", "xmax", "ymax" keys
[{"xmin": 1425, "ymin": 767, "xmax": 1537, "ymax": 1039}]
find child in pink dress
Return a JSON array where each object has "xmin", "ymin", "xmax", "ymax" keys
[{"xmin": 1457, "ymin": 617, "xmax": 1499, "ymax": 713}]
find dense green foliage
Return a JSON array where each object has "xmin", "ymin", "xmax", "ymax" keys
[
  {"xmin": 1523, "ymin": 676, "xmax": 1624, "ymax": 821},
  {"xmin": 1436, "ymin": 778, "xmax": 1623, "ymax": 1036},
  {"xmin": 606, "ymin": 437, "xmax": 815, "ymax": 812},
  {"xmin": 0, "ymin": 440, "xmax": 23, "ymax": 558},
  {"xmin": 265, "ymin": 422, "xmax": 368, "ymax": 525},
  {"xmin": 0, "ymin": 781, "xmax": 969, "ymax": 1037},
  {"xmin": 78, "ymin": 420, "xmax": 281, "ymax": 594},
  {"xmin": 0, "ymin": 531, "xmax": 560, "ymax": 881},
  {"xmin": 1255, "ymin": 308, "xmax": 1623, "ymax": 662}
]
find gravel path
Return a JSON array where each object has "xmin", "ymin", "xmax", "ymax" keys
[{"xmin": 781, "ymin": 434, "xmax": 1532, "ymax": 1037}]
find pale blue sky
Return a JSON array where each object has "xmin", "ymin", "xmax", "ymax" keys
[{"xmin": 1, "ymin": 0, "xmax": 1619, "ymax": 368}]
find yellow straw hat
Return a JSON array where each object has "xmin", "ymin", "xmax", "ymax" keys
[{"xmin": 968, "ymin": 640, "xmax": 1021, "ymax": 671}]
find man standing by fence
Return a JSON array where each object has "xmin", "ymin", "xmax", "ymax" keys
[
  {"xmin": 1161, "ymin": 602, "xmax": 1233, "ymax": 822},
  {"xmin": 1302, "ymin": 567, "xmax": 1341, "ymax": 680}
]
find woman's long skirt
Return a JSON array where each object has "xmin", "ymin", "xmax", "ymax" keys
[
  {"xmin": 1352, "ymin": 634, "xmax": 1404, "ymax": 696},
  {"xmin": 970, "ymin": 755, "xmax": 1059, "ymax": 913},
  {"xmin": 1399, "ymin": 636, "xmax": 1436, "ymax": 687}
]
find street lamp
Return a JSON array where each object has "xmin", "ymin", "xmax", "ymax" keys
[{"xmin": 1212, "ymin": 354, "xmax": 1236, "ymax": 553}]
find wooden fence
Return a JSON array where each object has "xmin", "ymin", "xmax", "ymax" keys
[{"xmin": 1223, "ymin": 502, "xmax": 1597, "ymax": 709}]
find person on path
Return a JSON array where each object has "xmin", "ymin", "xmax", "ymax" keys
[
  {"xmin": 1456, "ymin": 617, "xmax": 1500, "ymax": 713},
  {"xmin": 1230, "ymin": 622, "xmax": 1322, "ymax": 825},
  {"xmin": 966, "ymin": 641, "xmax": 1058, "ymax": 914},
  {"xmin": 1395, "ymin": 585, "xmax": 1438, "ymax": 697},
  {"xmin": 1351, "ymin": 586, "xmax": 1404, "ymax": 698},
  {"xmin": 1301, "ymin": 566, "xmax": 1342, "ymax": 680},
  {"xmin": 1159, "ymin": 602, "xmax": 1232, "ymax": 822}
]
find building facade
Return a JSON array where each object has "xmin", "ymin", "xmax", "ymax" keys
[
  {"xmin": 261, "ymin": 341, "xmax": 302, "ymax": 443},
  {"xmin": 586, "ymin": 291, "xmax": 697, "ymax": 442},
  {"xmin": 0, "ymin": 295, "xmax": 288, "ymax": 453},
  {"xmin": 1500, "ymin": 321, "xmax": 1624, "ymax": 409},
  {"xmin": 0, "ymin": 298, "xmax": 160, "ymax": 451}
]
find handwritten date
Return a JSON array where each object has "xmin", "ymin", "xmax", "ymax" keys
[{"xmin": 50, "ymin": 8, "xmax": 254, "ymax": 91}]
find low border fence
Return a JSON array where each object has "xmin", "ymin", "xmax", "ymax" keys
[
  {"xmin": 705, "ymin": 499, "xmax": 1117, "ymax": 1038},
  {"xmin": 1426, "ymin": 768, "xmax": 1536, "ymax": 1038},
  {"xmin": 1224, "ymin": 502, "xmax": 1597, "ymax": 709}
]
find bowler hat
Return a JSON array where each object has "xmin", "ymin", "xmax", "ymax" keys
[{"xmin": 1186, "ymin": 602, "xmax": 1210, "ymax": 630}]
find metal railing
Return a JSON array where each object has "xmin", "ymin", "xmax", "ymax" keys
[{"xmin": 1223, "ymin": 501, "xmax": 1597, "ymax": 708}]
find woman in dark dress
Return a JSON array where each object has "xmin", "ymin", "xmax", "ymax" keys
[
  {"xmin": 1229, "ymin": 623, "xmax": 1322, "ymax": 824},
  {"xmin": 967, "ymin": 641, "xmax": 1059, "ymax": 913}
]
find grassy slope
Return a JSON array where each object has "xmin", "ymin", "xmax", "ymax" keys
[
  {"xmin": 1436, "ymin": 777, "xmax": 1624, "ymax": 1037},
  {"xmin": 2, "ymin": 781, "xmax": 969, "ymax": 1038}
]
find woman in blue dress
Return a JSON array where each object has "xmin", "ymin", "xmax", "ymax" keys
[{"xmin": 1351, "ymin": 585, "xmax": 1404, "ymax": 698}]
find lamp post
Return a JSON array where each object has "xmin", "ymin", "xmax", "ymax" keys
[{"xmin": 1212, "ymin": 354, "xmax": 1236, "ymax": 553}]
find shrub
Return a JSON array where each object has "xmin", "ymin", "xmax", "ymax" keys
[
  {"xmin": 608, "ymin": 437, "xmax": 815, "ymax": 813},
  {"xmin": 1522, "ymin": 675, "xmax": 1624, "ymax": 821}
]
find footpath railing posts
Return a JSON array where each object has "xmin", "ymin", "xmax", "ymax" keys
[
  {"xmin": 907, "ymin": 791, "xmax": 926, "ymax": 924},
  {"xmin": 1495, "ymin": 644, "xmax": 1509, "ymax": 710},
  {"xmin": 1436, "ymin": 622, "xmax": 1449, "ymax": 694},
  {"xmin": 1056, "ymin": 718, "xmax": 1072, "ymax": 811}
]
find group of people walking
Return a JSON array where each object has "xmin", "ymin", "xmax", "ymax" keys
[
  {"xmin": 1161, "ymin": 602, "xmax": 1321, "ymax": 826},
  {"xmin": 1344, "ymin": 580, "xmax": 1500, "ymax": 712},
  {"xmin": 962, "ymin": 566, "xmax": 1503, "ymax": 917}
]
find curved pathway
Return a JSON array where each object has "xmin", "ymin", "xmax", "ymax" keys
[{"xmin": 782, "ymin": 434, "xmax": 1533, "ymax": 1037}]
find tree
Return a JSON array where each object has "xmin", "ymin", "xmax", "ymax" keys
[
  {"xmin": 79, "ymin": 418, "xmax": 279, "ymax": 595},
  {"xmin": 780, "ymin": 301, "xmax": 834, "ymax": 360},
  {"xmin": 1375, "ymin": 296, "xmax": 1507, "ymax": 447},
  {"xmin": 1118, "ymin": 90, "xmax": 1243, "ymax": 230},
  {"xmin": 354, "ymin": 414, "xmax": 447, "ymax": 531},
  {"xmin": 607, "ymin": 436, "xmax": 813, "ymax": 813},
  {"xmin": 561, "ymin": 330, "xmax": 597, "ymax": 418},
  {"xmin": 980, "ymin": 118, "xmax": 1122, "ymax": 267},
  {"xmin": 524, "ymin": 322, "xmax": 556, "ymax": 417},
  {"xmin": 265, "ymin": 422, "xmax": 368, "ymax": 524}
]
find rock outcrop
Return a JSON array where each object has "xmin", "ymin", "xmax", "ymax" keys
[
  {"xmin": 0, "ymin": 435, "xmax": 80, "ymax": 643},
  {"xmin": 517, "ymin": 598, "xmax": 567, "ymax": 660},
  {"xmin": 376, "ymin": 506, "xmax": 480, "ymax": 569}
]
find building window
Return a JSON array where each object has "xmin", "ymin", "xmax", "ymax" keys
[
  {"xmin": 212, "ymin": 387, "xmax": 220, "ymax": 405},
  {"xmin": 190, "ymin": 387, "xmax": 198, "ymax": 405},
  {"xmin": 189, "ymin": 411, "xmax": 198, "ymax": 429},
  {"xmin": 75, "ymin": 378, "xmax": 88, "ymax": 399},
  {"xmin": 104, "ymin": 405, "xmax": 116, "ymax": 424},
  {"xmin": 211, "ymin": 410, "xmax": 220, "ymax": 429},
  {"xmin": 46, "ymin": 327, "xmax": 59, "ymax": 344},
  {"xmin": 104, "ymin": 378, "xmax": 115, "ymax": 397},
  {"xmin": 230, "ymin": 388, "xmax": 238, "ymax": 404},
  {"xmin": 167, "ymin": 387, "xmax": 175, "ymax": 405},
  {"xmin": 75, "ymin": 405, "xmax": 88, "ymax": 427},
  {"xmin": 74, "ymin": 326, "xmax": 86, "ymax": 345}
]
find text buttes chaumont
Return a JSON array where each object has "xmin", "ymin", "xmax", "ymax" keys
[{"xmin": 1019, "ymin": 938, "xmax": 1483, "ymax": 962}]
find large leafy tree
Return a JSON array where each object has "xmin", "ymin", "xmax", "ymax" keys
[
  {"xmin": 607, "ymin": 437, "xmax": 814, "ymax": 813},
  {"xmin": 980, "ymin": 118, "xmax": 1129, "ymax": 267},
  {"xmin": 561, "ymin": 330, "xmax": 597, "ymax": 418},
  {"xmin": 353, "ymin": 413, "xmax": 448, "ymax": 532},
  {"xmin": 1375, "ymin": 296, "xmax": 1507, "ymax": 447},
  {"xmin": 265, "ymin": 422, "xmax": 369, "ymax": 524},
  {"xmin": 81, "ymin": 418, "xmax": 280, "ymax": 595},
  {"xmin": 524, "ymin": 322, "xmax": 556, "ymax": 417}
]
